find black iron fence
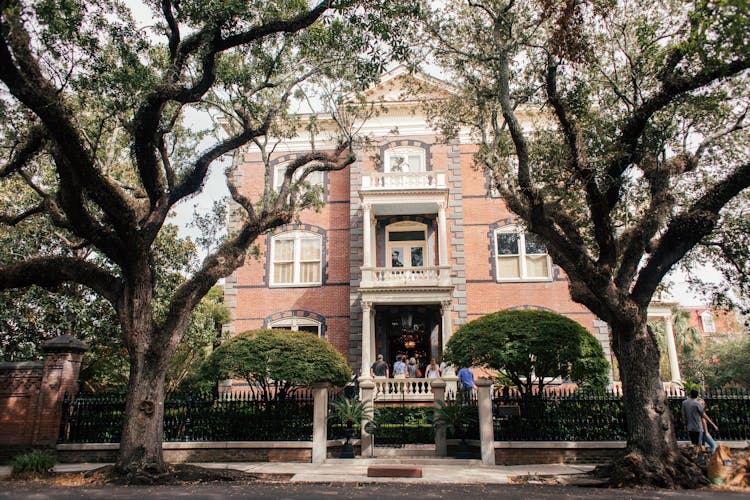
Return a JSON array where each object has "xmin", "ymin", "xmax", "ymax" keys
[
  {"xmin": 493, "ymin": 387, "xmax": 750, "ymax": 441},
  {"xmin": 59, "ymin": 389, "xmax": 315, "ymax": 443}
]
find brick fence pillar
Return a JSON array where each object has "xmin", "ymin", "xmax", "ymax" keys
[
  {"xmin": 359, "ymin": 378, "xmax": 375, "ymax": 456},
  {"xmin": 431, "ymin": 379, "xmax": 447, "ymax": 457},
  {"xmin": 32, "ymin": 335, "xmax": 89, "ymax": 447},
  {"xmin": 476, "ymin": 378, "xmax": 495, "ymax": 465},
  {"xmin": 312, "ymin": 382, "xmax": 330, "ymax": 463}
]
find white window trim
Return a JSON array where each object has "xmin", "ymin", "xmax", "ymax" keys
[
  {"xmin": 386, "ymin": 221, "xmax": 428, "ymax": 268},
  {"xmin": 384, "ymin": 147, "xmax": 426, "ymax": 173},
  {"xmin": 269, "ymin": 317, "xmax": 322, "ymax": 337},
  {"xmin": 700, "ymin": 311, "xmax": 716, "ymax": 333},
  {"xmin": 270, "ymin": 231, "xmax": 322, "ymax": 287},
  {"xmin": 494, "ymin": 227, "xmax": 552, "ymax": 282},
  {"xmin": 273, "ymin": 163, "xmax": 324, "ymax": 192}
]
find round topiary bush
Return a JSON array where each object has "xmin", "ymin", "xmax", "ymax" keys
[
  {"xmin": 444, "ymin": 309, "xmax": 609, "ymax": 393},
  {"xmin": 196, "ymin": 329, "xmax": 352, "ymax": 399}
]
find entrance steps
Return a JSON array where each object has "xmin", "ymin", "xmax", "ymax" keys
[
  {"xmin": 327, "ymin": 444, "xmax": 482, "ymax": 465},
  {"xmin": 326, "ymin": 457, "xmax": 482, "ymax": 466}
]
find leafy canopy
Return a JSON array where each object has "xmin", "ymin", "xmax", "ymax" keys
[
  {"xmin": 198, "ymin": 329, "xmax": 351, "ymax": 399},
  {"xmin": 444, "ymin": 310, "xmax": 609, "ymax": 394}
]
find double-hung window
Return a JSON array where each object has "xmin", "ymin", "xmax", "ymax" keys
[
  {"xmin": 270, "ymin": 231, "xmax": 322, "ymax": 286},
  {"xmin": 384, "ymin": 147, "xmax": 425, "ymax": 173},
  {"xmin": 495, "ymin": 227, "xmax": 551, "ymax": 281},
  {"xmin": 273, "ymin": 163, "xmax": 324, "ymax": 193}
]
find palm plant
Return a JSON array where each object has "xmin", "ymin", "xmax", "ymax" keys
[
  {"xmin": 328, "ymin": 396, "xmax": 374, "ymax": 458},
  {"xmin": 431, "ymin": 399, "xmax": 478, "ymax": 458}
]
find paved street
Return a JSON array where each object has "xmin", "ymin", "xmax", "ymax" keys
[{"xmin": 1, "ymin": 482, "xmax": 748, "ymax": 499}]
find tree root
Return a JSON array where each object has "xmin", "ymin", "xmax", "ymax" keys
[{"xmin": 594, "ymin": 447, "xmax": 709, "ymax": 489}]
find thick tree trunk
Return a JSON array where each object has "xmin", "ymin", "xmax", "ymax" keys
[
  {"xmin": 115, "ymin": 351, "xmax": 170, "ymax": 481},
  {"xmin": 113, "ymin": 265, "xmax": 178, "ymax": 482},
  {"xmin": 607, "ymin": 320, "xmax": 706, "ymax": 488}
]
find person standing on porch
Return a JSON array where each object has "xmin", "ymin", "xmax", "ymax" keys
[
  {"xmin": 457, "ymin": 366, "xmax": 475, "ymax": 396},
  {"xmin": 407, "ymin": 357, "xmax": 420, "ymax": 378},
  {"xmin": 393, "ymin": 355, "xmax": 407, "ymax": 379},
  {"xmin": 370, "ymin": 354, "xmax": 389, "ymax": 378},
  {"xmin": 425, "ymin": 358, "xmax": 441, "ymax": 378}
]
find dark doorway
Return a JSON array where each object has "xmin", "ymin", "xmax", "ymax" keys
[{"xmin": 376, "ymin": 305, "xmax": 441, "ymax": 371}]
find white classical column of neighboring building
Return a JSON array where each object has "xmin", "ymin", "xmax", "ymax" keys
[
  {"xmin": 663, "ymin": 314, "xmax": 682, "ymax": 383},
  {"xmin": 361, "ymin": 301, "xmax": 374, "ymax": 378}
]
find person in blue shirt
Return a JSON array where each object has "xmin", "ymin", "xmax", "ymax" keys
[
  {"xmin": 393, "ymin": 355, "xmax": 407, "ymax": 379},
  {"xmin": 456, "ymin": 366, "xmax": 475, "ymax": 394}
]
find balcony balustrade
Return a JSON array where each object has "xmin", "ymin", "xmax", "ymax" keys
[
  {"xmin": 360, "ymin": 266, "xmax": 451, "ymax": 289},
  {"xmin": 361, "ymin": 171, "xmax": 446, "ymax": 191}
]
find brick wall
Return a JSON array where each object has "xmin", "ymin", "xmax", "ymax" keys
[{"xmin": 0, "ymin": 335, "xmax": 88, "ymax": 460}]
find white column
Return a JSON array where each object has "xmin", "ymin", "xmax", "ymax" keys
[
  {"xmin": 361, "ymin": 301, "xmax": 373, "ymax": 378},
  {"xmin": 362, "ymin": 203, "xmax": 373, "ymax": 268},
  {"xmin": 437, "ymin": 201, "xmax": 449, "ymax": 286},
  {"xmin": 437, "ymin": 201, "xmax": 448, "ymax": 266},
  {"xmin": 663, "ymin": 314, "xmax": 682, "ymax": 383},
  {"xmin": 441, "ymin": 300, "xmax": 452, "ymax": 353},
  {"xmin": 312, "ymin": 382, "xmax": 329, "ymax": 463}
]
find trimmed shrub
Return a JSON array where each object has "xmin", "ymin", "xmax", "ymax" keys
[{"xmin": 10, "ymin": 449, "xmax": 56, "ymax": 476}]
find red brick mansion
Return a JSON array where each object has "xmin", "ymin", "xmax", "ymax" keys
[{"xmin": 223, "ymin": 67, "xmax": 613, "ymax": 383}]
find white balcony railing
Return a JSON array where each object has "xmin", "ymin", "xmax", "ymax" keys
[
  {"xmin": 360, "ymin": 266, "xmax": 451, "ymax": 288},
  {"xmin": 373, "ymin": 377, "xmax": 433, "ymax": 401},
  {"xmin": 361, "ymin": 172, "xmax": 446, "ymax": 190}
]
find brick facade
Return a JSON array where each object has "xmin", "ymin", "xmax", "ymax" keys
[{"xmin": 226, "ymin": 68, "xmax": 612, "ymax": 376}]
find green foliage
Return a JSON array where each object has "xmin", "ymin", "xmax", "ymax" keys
[
  {"xmin": 683, "ymin": 335, "xmax": 750, "ymax": 389},
  {"xmin": 10, "ymin": 449, "xmax": 56, "ymax": 476},
  {"xmin": 196, "ymin": 329, "xmax": 351, "ymax": 400},
  {"xmin": 431, "ymin": 400, "xmax": 478, "ymax": 439},
  {"xmin": 328, "ymin": 396, "xmax": 373, "ymax": 426},
  {"xmin": 444, "ymin": 310, "xmax": 609, "ymax": 394}
]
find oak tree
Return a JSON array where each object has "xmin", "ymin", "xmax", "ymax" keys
[
  {"xmin": 0, "ymin": 0, "xmax": 416, "ymax": 479},
  {"xmin": 426, "ymin": 0, "xmax": 750, "ymax": 487}
]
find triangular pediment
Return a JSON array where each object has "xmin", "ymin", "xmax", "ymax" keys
[{"xmin": 356, "ymin": 65, "xmax": 455, "ymax": 104}]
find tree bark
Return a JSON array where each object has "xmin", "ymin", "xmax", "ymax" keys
[
  {"xmin": 607, "ymin": 319, "xmax": 706, "ymax": 488},
  {"xmin": 116, "ymin": 347, "xmax": 170, "ymax": 481}
]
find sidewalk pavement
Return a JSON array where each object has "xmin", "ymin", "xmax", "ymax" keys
[{"xmin": 0, "ymin": 459, "xmax": 597, "ymax": 484}]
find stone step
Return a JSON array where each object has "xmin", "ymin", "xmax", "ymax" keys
[
  {"xmin": 367, "ymin": 465, "xmax": 422, "ymax": 478},
  {"xmin": 327, "ymin": 457, "xmax": 483, "ymax": 466}
]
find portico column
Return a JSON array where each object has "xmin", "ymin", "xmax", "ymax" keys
[
  {"xmin": 437, "ymin": 201, "xmax": 449, "ymax": 285},
  {"xmin": 663, "ymin": 314, "xmax": 682, "ymax": 383},
  {"xmin": 362, "ymin": 203, "xmax": 373, "ymax": 268},
  {"xmin": 440, "ymin": 300, "xmax": 452, "ymax": 354},
  {"xmin": 361, "ymin": 301, "xmax": 374, "ymax": 378}
]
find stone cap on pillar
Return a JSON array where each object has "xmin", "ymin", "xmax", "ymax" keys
[
  {"xmin": 41, "ymin": 334, "xmax": 90, "ymax": 354},
  {"xmin": 430, "ymin": 379, "xmax": 446, "ymax": 389},
  {"xmin": 475, "ymin": 378, "xmax": 493, "ymax": 388}
]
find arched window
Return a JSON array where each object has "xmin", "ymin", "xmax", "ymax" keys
[
  {"xmin": 494, "ymin": 226, "xmax": 551, "ymax": 281},
  {"xmin": 386, "ymin": 221, "xmax": 427, "ymax": 268},
  {"xmin": 384, "ymin": 147, "xmax": 426, "ymax": 173},
  {"xmin": 269, "ymin": 317, "xmax": 323, "ymax": 337},
  {"xmin": 270, "ymin": 230, "xmax": 322, "ymax": 286}
]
